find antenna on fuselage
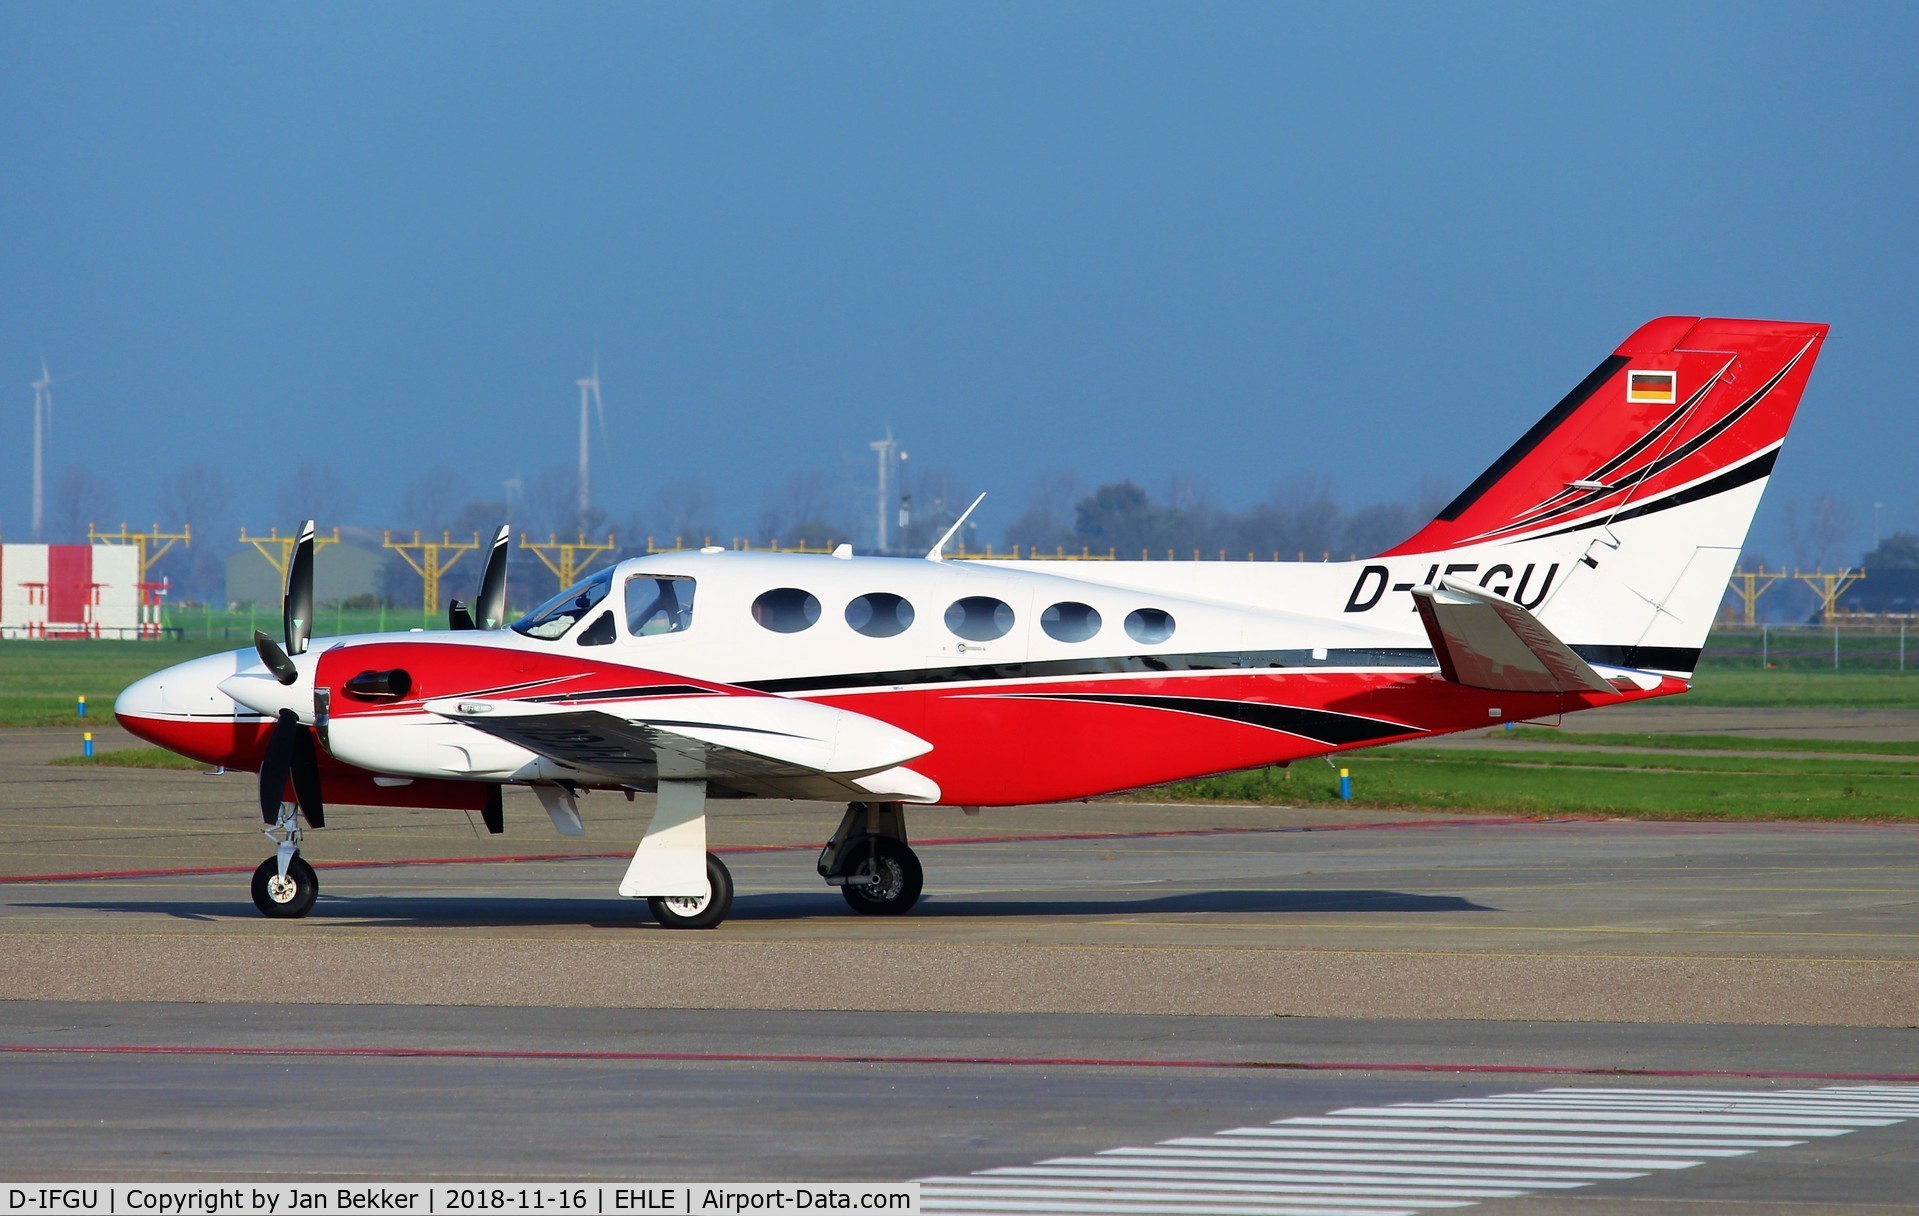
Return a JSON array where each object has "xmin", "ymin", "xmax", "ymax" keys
[{"xmin": 925, "ymin": 492, "xmax": 986, "ymax": 562}]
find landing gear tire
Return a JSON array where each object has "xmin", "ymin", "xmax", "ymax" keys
[
  {"xmin": 841, "ymin": 837, "xmax": 923, "ymax": 916},
  {"xmin": 648, "ymin": 853, "xmax": 733, "ymax": 930},
  {"xmin": 251, "ymin": 855, "xmax": 318, "ymax": 918}
]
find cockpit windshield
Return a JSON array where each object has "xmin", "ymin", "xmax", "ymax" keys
[{"xmin": 512, "ymin": 569, "xmax": 614, "ymax": 640}]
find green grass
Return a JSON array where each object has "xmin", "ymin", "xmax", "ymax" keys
[
  {"xmin": 1157, "ymin": 748, "xmax": 1919, "ymax": 822},
  {"xmin": 1506, "ymin": 727, "xmax": 1919, "ymax": 755},
  {"xmin": 1679, "ymin": 669, "xmax": 1919, "ymax": 708},
  {"xmin": 0, "ymin": 639, "xmax": 244, "ymax": 726},
  {"xmin": 48, "ymin": 746, "xmax": 208, "ymax": 770}
]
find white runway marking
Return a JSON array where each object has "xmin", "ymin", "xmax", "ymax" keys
[{"xmin": 918, "ymin": 1085, "xmax": 1919, "ymax": 1215}]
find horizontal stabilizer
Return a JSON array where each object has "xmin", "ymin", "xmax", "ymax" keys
[{"xmin": 1412, "ymin": 578, "xmax": 1616, "ymax": 696}]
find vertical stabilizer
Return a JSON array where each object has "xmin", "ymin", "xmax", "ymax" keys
[
  {"xmin": 1376, "ymin": 317, "xmax": 1828, "ymax": 676},
  {"xmin": 1387, "ymin": 317, "xmax": 1826, "ymax": 556}
]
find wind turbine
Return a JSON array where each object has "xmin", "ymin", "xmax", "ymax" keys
[
  {"xmin": 575, "ymin": 356, "xmax": 606, "ymax": 518},
  {"xmin": 30, "ymin": 360, "xmax": 53, "ymax": 541},
  {"xmin": 869, "ymin": 428, "xmax": 906, "ymax": 553}
]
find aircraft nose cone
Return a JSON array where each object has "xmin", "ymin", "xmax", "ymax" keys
[
  {"xmin": 115, "ymin": 669, "xmax": 169, "ymax": 722},
  {"xmin": 116, "ymin": 655, "xmax": 257, "ymax": 758}
]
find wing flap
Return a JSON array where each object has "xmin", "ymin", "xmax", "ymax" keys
[
  {"xmin": 1411, "ymin": 578, "xmax": 1617, "ymax": 695},
  {"xmin": 425, "ymin": 695, "xmax": 940, "ymax": 802}
]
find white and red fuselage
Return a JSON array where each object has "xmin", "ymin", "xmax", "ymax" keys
[{"xmin": 115, "ymin": 316, "xmax": 1827, "ymax": 819}]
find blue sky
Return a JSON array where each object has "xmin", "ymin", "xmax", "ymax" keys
[{"xmin": 4, "ymin": 2, "xmax": 1914, "ymax": 562}]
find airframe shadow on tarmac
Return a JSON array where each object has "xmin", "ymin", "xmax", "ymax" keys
[{"xmin": 20, "ymin": 886, "xmax": 1495, "ymax": 927}]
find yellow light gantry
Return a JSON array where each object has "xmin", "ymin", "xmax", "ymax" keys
[
  {"xmin": 521, "ymin": 533, "xmax": 617, "ymax": 593},
  {"xmin": 384, "ymin": 530, "xmax": 480, "ymax": 617},
  {"xmin": 90, "ymin": 522, "xmax": 192, "ymax": 585},
  {"xmin": 238, "ymin": 525, "xmax": 340, "ymax": 578}
]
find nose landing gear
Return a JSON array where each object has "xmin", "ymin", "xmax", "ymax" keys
[{"xmin": 252, "ymin": 803, "xmax": 319, "ymax": 918}]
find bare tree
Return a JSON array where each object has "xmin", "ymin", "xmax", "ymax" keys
[
  {"xmin": 755, "ymin": 470, "xmax": 849, "ymax": 545},
  {"xmin": 153, "ymin": 461, "xmax": 236, "ymax": 603},
  {"xmin": 1001, "ymin": 470, "xmax": 1082, "ymax": 554},
  {"xmin": 159, "ymin": 461, "xmax": 235, "ymax": 530},
  {"xmin": 1781, "ymin": 493, "xmax": 1859, "ymax": 570},
  {"xmin": 1267, "ymin": 475, "xmax": 1344, "ymax": 559},
  {"xmin": 1342, "ymin": 502, "xmax": 1418, "ymax": 558},
  {"xmin": 398, "ymin": 466, "xmax": 470, "ymax": 532},
  {"xmin": 518, "ymin": 465, "xmax": 610, "ymax": 542},
  {"xmin": 275, "ymin": 462, "xmax": 360, "ymax": 527},
  {"xmin": 651, "ymin": 476, "xmax": 719, "ymax": 549},
  {"xmin": 43, "ymin": 467, "xmax": 115, "ymax": 543}
]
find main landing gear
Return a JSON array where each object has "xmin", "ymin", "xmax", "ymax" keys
[
  {"xmin": 818, "ymin": 802, "xmax": 924, "ymax": 916},
  {"xmin": 619, "ymin": 778, "xmax": 736, "ymax": 930},
  {"xmin": 252, "ymin": 803, "xmax": 319, "ymax": 918},
  {"xmin": 621, "ymin": 789, "xmax": 922, "ymax": 929},
  {"xmin": 622, "ymin": 791, "xmax": 927, "ymax": 926}
]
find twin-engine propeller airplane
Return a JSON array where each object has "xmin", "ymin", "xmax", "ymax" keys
[{"xmin": 118, "ymin": 316, "xmax": 1827, "ymax": 928}]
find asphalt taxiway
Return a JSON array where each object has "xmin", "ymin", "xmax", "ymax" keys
[{"xmin": 2, "ymin": 722, "xmax": 1917, "ymax": 1210}]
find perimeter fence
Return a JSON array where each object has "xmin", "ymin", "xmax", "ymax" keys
[
  {"xmin": 1701, "ymin": 623, "xmax": 1917, "ymax": 671},
  {"xmin": 161, "ymin": 603, "xmax": 463, "ymax": 642}
]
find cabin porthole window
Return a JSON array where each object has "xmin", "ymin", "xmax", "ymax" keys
[
  {"xmin": 846, "ymin": 592, "xmax": 915, "ymax": 638},
  {"xmin": 1124, "ymin": 607, "xmax": 1176, "ymax": 645},
  {"xmin": 1040, "ymin": 601, "xmax": 1101, "ymax": 643},
  {"xmin": 945, "ymin": 596, "xmax": 1014, "ymax": 642},
  {"xmin": 752, "ymin": 587, "xmax": 821, "ymax": 634}
]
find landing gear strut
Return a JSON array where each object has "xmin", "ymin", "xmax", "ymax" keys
[
  {"xmin": 252, "ymin": 803, "xmax": 319, "ymax": 917},
  {"xmin": 619, "ymin": 778, "xmax": 735, "ymax": 929},
  {"xmin": 819, "ymin": 802, "xmax": 924, "ymax": 915}
]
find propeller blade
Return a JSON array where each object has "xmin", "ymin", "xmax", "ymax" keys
[
  {"xmin": 284, "ymin": 519, "xmax": 315, "ymax": 657},
  {"xmin": 289, "ymin": 721, "xmax": 325, "ymax": 829},
  {"xmin": 475, "ymin": 524, "xmax": 510, "ymax": 629},
  {"xmin": 259, "ymin": 710, "xmax": 301, "ymax": 824},
  {"xmin": 480, "ymin": 784, "xmax": 504, "ymax": 835},
  {"xmin": 448, "ymin": 600, "xmax": 475, "ymax": 630},
  {"xmin": 253, "ymin": 630, "xmax": 299, "ymax": 686}
]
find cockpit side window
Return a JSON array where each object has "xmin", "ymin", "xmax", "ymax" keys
[
  {"xmin": 512, "ymin": 569, "xmax": 614, "ymax": 640},
  {"xmin": 626, "ymin": 575, "xmax": 697, "ymax": 637},
  {"xmin": 577, "ymin": 611, "xmax": 617, "ymax": 646}
]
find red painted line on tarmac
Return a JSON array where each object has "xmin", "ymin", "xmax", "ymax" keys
[
  {"xmin": 0, "ymin": 817, "xmax": 1532, "ymax": 886},
  {"xmin": 0, "ymin": 1042, "xmax": 1915, "ymax": 1083},
  {"xmin": 0, "ymin": 854, "xmax": 625, "ymax": 885}
]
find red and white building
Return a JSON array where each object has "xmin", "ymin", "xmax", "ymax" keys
[{"xmin": 0, "ymin": 543, "xmax": 142, "ymax": 639}]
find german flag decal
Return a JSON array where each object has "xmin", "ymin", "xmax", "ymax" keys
[{"xmin": 1628, "ymin": 369, "xmax": 1677, "ymax": 404}]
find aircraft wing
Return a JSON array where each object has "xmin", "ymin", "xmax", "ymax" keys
[
  {"xmin": 423, "ymin": 694, "xmax": 941, "ymax": 803},
  {"xmin": 1410, "ymin": 578, "xmax": 1617, "ymax": 696}
]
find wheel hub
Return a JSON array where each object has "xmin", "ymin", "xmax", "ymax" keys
[
  {"xmin": 859, "ymin": 857, "xmax": 905, "ymax": 901},
  {"xmin": 657, "ymin": 886, "xmax": 711, "ymax": 916}
]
